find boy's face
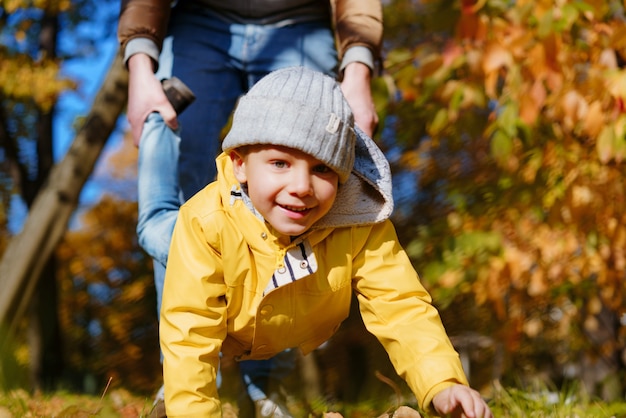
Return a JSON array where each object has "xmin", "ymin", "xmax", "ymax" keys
[{"xmin": 231, "ymin": 144, "xmax": 339, "ymax": 236}]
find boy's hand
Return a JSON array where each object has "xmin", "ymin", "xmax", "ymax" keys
[{"xmin": 432, "ymin": 384, "xmax": 493, "ymax": 418}]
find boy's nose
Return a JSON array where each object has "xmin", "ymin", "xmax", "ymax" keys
[{"xmin": 288, "ymin": 168, "xmax": 313, "ymax": 196}]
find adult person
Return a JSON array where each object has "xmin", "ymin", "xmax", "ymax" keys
[{"xmin": 117, "ymin": 1, "xmax": 382, "ymax": 416}]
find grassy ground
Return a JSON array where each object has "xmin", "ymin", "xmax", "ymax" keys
[
  {"xmin": 0, "ymin": 388, "xmax": 153, "ymax": 417},
  {"xmin": 1, "ymin": 386, "xmax": 626, "ymax": 417},
  {"xmin": 487, "ymin": 386, "xmax": 626, "ymax": 418}
]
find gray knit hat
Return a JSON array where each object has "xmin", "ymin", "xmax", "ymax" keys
[{"xmin": 222, "ymin": 67, "xmax": 356, "ymax": 183}]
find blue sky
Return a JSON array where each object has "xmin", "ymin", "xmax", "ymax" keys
[{"xmin": 9, "ymin": 3, "xmax": 130, "ymax": 232}]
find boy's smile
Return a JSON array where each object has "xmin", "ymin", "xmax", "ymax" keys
[{"xmin": 231, "ymin": 144, "xmax": 339, "ymax": 236}]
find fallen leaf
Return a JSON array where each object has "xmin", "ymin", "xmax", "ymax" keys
[{"xmin": 393, "ymin": 406, "xmax": 422, "ymax": 417}]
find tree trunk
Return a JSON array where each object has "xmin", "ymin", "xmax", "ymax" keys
[
  {"xmin": 28, "ymin": 12, "xmax": 63, "ymax": 392},
  {"xmin": 0, "ymin": 51, "xmax": 129, "ymax": 338},
  {"xmin": 580, "ymin": 304, "xmax": 624, "ymax": 401}
]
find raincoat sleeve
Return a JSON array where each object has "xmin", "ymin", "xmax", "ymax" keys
[
  {"xmin": 352, "ymin": 220, "xmax": 469, "ymax": 410},
  {"xmin": 159, "ymin": 204, "xmax": 228, "ymax": 418}
]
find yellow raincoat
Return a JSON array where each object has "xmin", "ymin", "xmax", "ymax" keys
[{"xmin": 161, "ymin": 131, "xmax": 468, "ymax": 417}]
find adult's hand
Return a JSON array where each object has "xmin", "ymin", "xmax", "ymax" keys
[
  {"xmin": 127, "ymin": 53, "xmax": 178, "ymax": 145},
  {"xmin": 340, "ymin": 62, "xmax": 379, "ymax": 138}
]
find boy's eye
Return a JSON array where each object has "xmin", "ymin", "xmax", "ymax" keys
[
  {"xmin": 313, "ymin": 164, "xmax": 331, "ymax": 174},
  {"xmin": 272, "ymin": 160, "xmax": 287, "ymax": 168}
]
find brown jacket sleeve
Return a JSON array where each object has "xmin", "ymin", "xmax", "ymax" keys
[
  {"xmin": 118, "ymin": 0, "xmax": 172, "ymax": 52},
  {"xmin": 330, "ymin": 0, "xmax": 383, "ymax": 62},
  {"xmin": 118, "ymin": 0, "xmax": 384, "ymax": 64}
]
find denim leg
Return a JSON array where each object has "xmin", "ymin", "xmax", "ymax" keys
[
  {"xmin": 240, "ymin": 359, "xmax": 273, "ymax": 402},
  {"xmin": 239, "ymin": 349, "xmax": 297, "ymax": 401},
  {"xmin": 136, "ymin": 113, "xmax": 183, "ymax": 268},
  {"xmin": 153, "ymin": 260, "xmax": 166, "ymax": 365},
  {"xmin": 239, "ymin": 19, "xmax": 338, "ymax": 83},
  {"xmin": 168, "ymin": 8, "xmax": 244, "ymax": 199},
  {"xmin": 152, "ymin": 261, "xmax": 166, "ymax": 317}
]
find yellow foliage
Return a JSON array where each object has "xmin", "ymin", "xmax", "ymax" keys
[
  {"xmin": 2, "ymin": 0, "xmax": 24, "ymax": 13},
  {"xmin": 482, "ymin": 43, "xmax": 513, "ymax": 98},
  {"xmin": 583, "ymin": 101, "xmax": 605, "ymax": 138},
  {"xmin": 503, "ymin": 245, "xmax": 532, "ymax": 288},
  {"xmin": 518, "ymin": 80, "xmax": 544, "ymax": 125},
  {"xmin": 606, "ymin": 70, "xmax": 626, "ymax": 101},
  {"xmin": 527, "ymin": 269, "xmax": 547, "ymax": 297},
  {"xmin": 122, "ymin": 281, "xmax": 148, "ymax": 303},
  {"xmin": 14, "ymin": 345, "xmax": 30, "ymax": 367},
  {"xmin": 0, "ymin": 54, "xmax": 75, "ymax": 111},
  {"xmin": 523, "ymin": 317, "xmax": 543, "ymax": 338},
  {"xmin": 559, "ymin": 90, "xmax": 588, "ymax": 131},
  {"xmin": 439, "ymin": 269, "xmax": 463, "ymax": 288},
  {"xmin": 3, "ymin": 0, "xmax": 71, "ymax": 13}
]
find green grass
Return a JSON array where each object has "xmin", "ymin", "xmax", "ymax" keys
[
  {"xmin": 488, "ymin": 386, "xmax": 626, "ymax": 418},
  {"xmin": 0, "ymin": 388, "xmax": 154, "ymax": 418},
  {"xmin": 1, "ymin": 385, "xmax": 626, "ymax": 417}
]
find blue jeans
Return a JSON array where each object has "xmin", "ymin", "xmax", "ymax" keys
[
  {"xmin": 136, "ymin": 114, "xmax": 182, "ymax": 312},
  {"xmin": 168, "ymin": 5, "xmax": 337, "ymax": 200},
  {"xmin": 137, "ymin": 4, "xmax": 337, "ymax": 403}
]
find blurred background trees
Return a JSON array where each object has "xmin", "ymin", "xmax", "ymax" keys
[
  {"xmin": 379, "ymin": 0, "xmax": 626, "ymax": 400},
  {"xmin": 1, "ymin": 0, "xmax": 80, "ymax": 392},
  {"xmin": 1, "ymin": 0, "xmax": 625, "ymax": 406},
  {"xmin": 0, "ymin": 0, "xmax": 139, "ymax": 393}
]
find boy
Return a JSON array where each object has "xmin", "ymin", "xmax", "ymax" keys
[{"xmin": 159, "ymin": 67, "xmax": 492, "ymax": 417}]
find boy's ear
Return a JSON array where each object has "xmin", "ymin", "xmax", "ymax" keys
[{"xmin": 230, "ymin": 150, "xmax": 247, "ymax": 183}]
